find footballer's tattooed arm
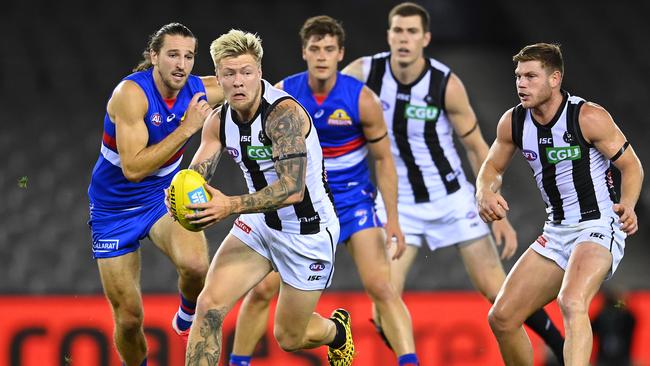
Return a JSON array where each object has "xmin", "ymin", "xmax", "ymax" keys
[
  {"xmin": 188, "ymin": 106, "xmax": 224, "ymax": 182},
  {"xmin": 231, "ymin": 100, "xmax": 307, "ymax": 213},
  {"xmin": 189, "ymin": 149, "xmax": 222, "ymax": 182},
  {"xmin": 186, "ymin": 309, "xmax": 225, "ymax": 366}
]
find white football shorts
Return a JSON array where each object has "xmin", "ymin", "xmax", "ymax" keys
[
  {"xmin": 376, "ymin": 183, "xmax": 490, "ymax": 250},
  {"xmin": 230, "ymin": 213, "xmax": 340, "ymax": 291},
  {"xmin": 530, "ymin": 215, "xmax": 625, "ymax": 279}
]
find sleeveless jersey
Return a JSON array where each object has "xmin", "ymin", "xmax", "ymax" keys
[
  {"xmin": 219, "ymin": 79, "xmax": 336, "ymax": 234},
  {"xmin": 88, "ymin": 68, "xmax": 206, "ymax": 209},
  {"xmin": 511, "ymin": 91, "xmax": 619, "ymax": 224},
  {"xmin": 361, "ymin": 52, "xmax": 465, "ymax": 204},
  {"xmin": 282, "ymin": 71, "xmax": 373, "ymax": 209}
]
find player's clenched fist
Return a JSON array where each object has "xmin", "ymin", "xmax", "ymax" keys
[{"xmin": 182, "ymin": 92, "xmax": 212, "ymax": 133}]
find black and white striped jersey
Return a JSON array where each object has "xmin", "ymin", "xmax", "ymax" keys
[
  {"xmin": 219, "ymin": 79, "xmax": 336, "ymax": 234},
  {"xmin": 511, "ymin": 91, "xmax": 619, "ymax": 224},
  {"xmin": 360, "ymin": 52, "xmax": 465, "ymax": 204}
]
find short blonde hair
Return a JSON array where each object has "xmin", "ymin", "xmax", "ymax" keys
[{"xmin": 210, "ymin": 29, "xmax": 263, "ymax": 67}]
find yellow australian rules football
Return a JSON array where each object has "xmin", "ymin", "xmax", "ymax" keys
[{"xmin": 168, "ymin": 169, "xmax": 212, "ymax": 232}]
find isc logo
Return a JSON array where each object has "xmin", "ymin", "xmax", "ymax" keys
[{"xmin": 307, "ymin": 275, "xmax": 323, "ymax": 281}]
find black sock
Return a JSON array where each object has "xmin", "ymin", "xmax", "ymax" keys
[
  {"xmin": 328, "ymin": 318, "xmax": 346, "ymax": 349},
  {"xmin": 525, "ymin": 309, "xmax": 565, "ymax": 365}
]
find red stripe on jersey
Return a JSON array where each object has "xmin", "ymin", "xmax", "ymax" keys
[
  {"xmin": 162, "ymin": 146, "xmax": 186, "ymax": 167},
  {"xmin": 321, "ymin": 136, "xmax": 365, "ymax": 158},
  {"xmin": 102, "ymin": 132, "xmax": 117, "ymax": 150}
]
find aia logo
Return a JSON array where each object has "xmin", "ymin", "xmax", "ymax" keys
[
  {"xmin": 309, "ymin": 262, "xmax": 325, "ymax": 271},
  {"xmin": 522, "ymin": 149, "xmax": 538, "ymax": 161},
  {"xmin": 536, "ymin": 235, "xmax": 548, "ymax": 247},
  {"xmin": 151, "ymin": 113, "xmax": 162, "ymax": 126}
]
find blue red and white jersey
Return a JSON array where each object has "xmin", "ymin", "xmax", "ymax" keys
[
  {"xmin": 88, "ymin": 68, "xmax": 206, "ymax": 209},
  {"xmin": 283, "ymin": 71, "xmax": 373, "ymax": 209}
]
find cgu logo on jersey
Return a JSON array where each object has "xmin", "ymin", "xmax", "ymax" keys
[
  {"xmin": 327, "ymin": 109, "xmax": 352, "ymax": 126},
  {"xmin": 246, "ymin": 145, "xmax": 273, "ymax": 160},
  {"xmin": 546, "ymin": 146, "xmax": 581, "ymax": 164},
  {"xmin": 150, "ymin": 113, "xmax": 163, "ymax": 126},
  {"xmin": 405, "ymin": 104, "xmax": 439, "ymax": 121}
]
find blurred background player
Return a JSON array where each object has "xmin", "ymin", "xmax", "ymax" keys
[
  {"xmin": 87, "ymin": 23, "xmax": 222, "ymax": 366},
  {"xmin": 477, "ymin": 42, "xmax": 643, "ymax": 366},
  {"xmin": 343, "ymin": 2, "xmax": 565, "ymax": 363},
  {"xmin": 228, "ymin": 15, "xmax": 419, "ymax": 366},
  {"xmin": 180, "ymin": 30, "xmax": 353, "ymax": 366}
]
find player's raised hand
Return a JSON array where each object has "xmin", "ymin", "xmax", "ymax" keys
[
  {"xmin": 182, "ymin": 92, "xmax": 211, "ymax": 133},
  {"xmin": 613, "ymin": 203, "xmax": 638, "ymax": 235}
]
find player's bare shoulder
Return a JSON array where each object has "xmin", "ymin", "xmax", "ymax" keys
[
  {"xmin": 107, "ymin": 80, "xmax": 148, "ymax": 122},
  {"xmin": 265, "ymin": 98, "xmax": 309, "ymax": 156},
  {"xmin": 266, "ymin": 98, "xmax": 309, "ymax": 136},
  {"xmin": 495, "ymin": 107, "xmax": 516, "ymax": 142},
  {"xmin": 342, "ymin": 57, "xmax": 365, "ymax": 82},
  {"xmin": 578, "ymin": 102, "xmax": 618, "ymax": 144}
]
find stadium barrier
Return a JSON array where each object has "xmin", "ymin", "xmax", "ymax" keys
[{"xmin": 1, "ymin": 292, "xmax": 648, "ymax": 365}]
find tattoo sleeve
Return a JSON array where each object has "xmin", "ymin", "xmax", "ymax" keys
[
  {"xmin": 186, "ymin": 309, "xmax": 225, "ymax": 366},
  {"xmin": 189, "ymin": 149, "xmax": 223, "ymax": 182},
  {"xmin": 230, "ymin": 101, "xmax": 307, "ymax": 214}
]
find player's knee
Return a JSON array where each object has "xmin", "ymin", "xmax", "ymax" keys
[
  {"xmin": 249, "ymin": 282, "xmax": 278, "ymax": 304},
  {"xmin": 364, "ymin": 278, "xmax": 398, "ymax": 304},
  {"xmin": 177, "ymin": 258, "xmax": 209, "ymax": 283},
  {"xmin": 195, "ymin": 292, "xmax": 228, "ymax": 319},
  {"xmin": 114, "ymin": 304, "xmax": 144, "ymax": 333},
  {"xmin": 488, "ymin": 303, "xmax": 517, "ymax": 334},
  {"xmin": 273, "ymin": 326, "xmax": 303, "ymax": 352},
  {"xmin": 557, "ymin": 292, "xmax": 588, "ymax": 320}
]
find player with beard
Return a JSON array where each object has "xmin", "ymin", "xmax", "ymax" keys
[
  {"xmin": 87, "ymin": 23, "xmax": 222, "ymax": 365},
  {"xmin": 477, "ymin": 42, "xmax": 643, "ymax": 366},
  {"xmin": 228, "ymin": 15, "xmax": 419, "ymax": 366}
]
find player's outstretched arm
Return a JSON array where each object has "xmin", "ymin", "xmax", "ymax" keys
[
  {"xmin": 359, "ymin": 86, "xmax": 406, "ymax": 259},
  {"xmin": 110, "ymin": 81, "xmax": 211, "ymax": 182},
  {"xmin": 580, "ymin": 103, "xmax": 644, "ymax": 235}
]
